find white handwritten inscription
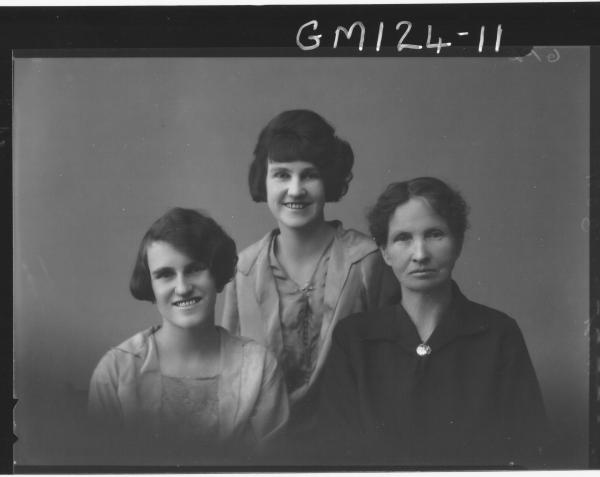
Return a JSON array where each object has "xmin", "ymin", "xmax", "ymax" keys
[
  {"xmin": 296, "ymin": 20, "xmax": 503, "ymax": 53},
  {"xmin": 510, "ymin": 47, "xmax": 561, "ymax": 63}
]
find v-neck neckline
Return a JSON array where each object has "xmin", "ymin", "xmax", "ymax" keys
[
  {"xmin": 362, "ymin": 284, "xmax": 490, "ymax": 355},
  {"xmin": 270, "ymin": 232, "xmax": 334, "ymax": 292}
]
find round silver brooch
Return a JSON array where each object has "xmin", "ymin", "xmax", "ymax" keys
[{"xmin": 416, "ymin": 344, "xmax": 432, "ymax": 356}]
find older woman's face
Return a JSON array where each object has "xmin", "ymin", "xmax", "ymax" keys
[{"xmin": 381, "ymin": 197, "xmax": 460, "ymax": 294}]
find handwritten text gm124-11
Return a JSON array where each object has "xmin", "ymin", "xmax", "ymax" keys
[{"xmin": 296, "ymin": 20, "xmax": 503, "ymax": 54}]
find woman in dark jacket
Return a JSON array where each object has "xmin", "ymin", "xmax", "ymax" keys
[{"xmin": 317, "ymin": 177, "xmax": 548, "ymax": 468}]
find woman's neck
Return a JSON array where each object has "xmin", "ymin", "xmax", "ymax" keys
[
  {"xmin": 401, "ymin": 281, "xmax": 453, "ymax": 343},
  {"xmin": 277, "ymin": 219, "xmax": 335, "ymax": 261},
  {"xmin": 155, "ymin": 322, "xmax": 221, "ymax": 376}
]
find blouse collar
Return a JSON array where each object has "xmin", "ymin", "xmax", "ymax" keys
[{"xmin": 363, "ymin": 282, "xmax": 489, "ymax": 353}]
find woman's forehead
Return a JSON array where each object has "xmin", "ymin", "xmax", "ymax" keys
[
  {"xmin": 389, "ymin": 197, "xmax": 449, "ymax": 230},
  {"xmin": 267, "ymin": 159, "xmax": 318, "ymax": 171},
  {"xmin": 146, "ymin": 239, "xmax": 202, "ymax": 265}
]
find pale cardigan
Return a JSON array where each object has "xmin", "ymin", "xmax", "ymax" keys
[{"xmin": 88, "ymin": 326, "xmax": 289, "ymax": 445}]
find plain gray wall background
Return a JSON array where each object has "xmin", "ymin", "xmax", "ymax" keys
[{"xmin": 14, "ymin": 51, "xmax": 589, "ymax": 466}]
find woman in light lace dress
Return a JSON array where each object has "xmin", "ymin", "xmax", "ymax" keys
[{"xmin": 89, "ymin": 207, "xmax": 288, "ymax": 463}]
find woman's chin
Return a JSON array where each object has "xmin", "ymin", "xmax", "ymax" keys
[
  {"xmin": 402, "ymin": 276, "xmax": 452, "ymax": 294},
  {"xmin": 279, "ymin": 216, "xmax": 322, "ymax": 231}
]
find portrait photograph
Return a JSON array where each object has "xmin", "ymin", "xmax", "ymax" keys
[{"xmin": 9, "ymin": 3, "xmax": 595, "ymax": 472}]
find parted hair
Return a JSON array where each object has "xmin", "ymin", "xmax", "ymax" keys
[
  {"xmin": 248, "ymin": 109, "xmax": 354, "ymax": 202},
  {"xmin": 129, "ymin": 207, "xmax": 237, "ymax": 301},
  {"xmin": 368, "ymin": 177, "xmax": 470, "ymax": 249}
]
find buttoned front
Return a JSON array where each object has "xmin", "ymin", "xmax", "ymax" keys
[{"xmin": 316, "ymin": 284, "xmax": 549, "ymax": 468}]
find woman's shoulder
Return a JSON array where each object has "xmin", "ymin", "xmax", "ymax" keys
[
  {"xmin": 235, "ymin": 231, "xmax": 275, "ymax": 275},
  {"xmin": 112, "ymin": 326, "xmax": 159, "ymax": 355},
  {"xmin": 331, "ymin": 221, "xmax": 381, "ymax": 263},
  {"xmin": 332, "ymin": 306, "xmax": 398, "ymax": 341},
  {"xmin": 458, "ymin": 292, "xmax": 524, "ymax": 338},
  {"xmin": 92, "ymin": 327, "xmax": 158, "ymax": 377}
]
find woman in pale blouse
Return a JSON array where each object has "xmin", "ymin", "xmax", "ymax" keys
[
  {"xmin": 222, "ymin": 110, "xmax": 400, "ymax": 438},
  {"xmin": 89, "ymin": 207, "xmax": 288, "ymax": 463}
]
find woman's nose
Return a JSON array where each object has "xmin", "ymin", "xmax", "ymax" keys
[
  {"xmin": 287, "ymin": 176, "xmax": 306, "ymax": 197},
  {"xmin": 175, "ymin": 274, "xmax": 192, "ymax": 295},
  {"xmin": 411, "ymin": 240, "xmax": 429, "ymax": 262}
]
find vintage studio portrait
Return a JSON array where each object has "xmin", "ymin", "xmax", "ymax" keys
[{"xmin": 13, "ymin": 50, "xmax": 589, "ymax": 468}]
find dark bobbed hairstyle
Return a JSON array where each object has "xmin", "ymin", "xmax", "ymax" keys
[
  {"xmin": 248, "ymin": 109, "xmax": 354, "ymax": 202},
  {"xmin": 129, "ymin": 207, "xmax": 238, "ymax": 302},
  {"xmin": 368, "ymin": 177, "xmax": 470, "ymax": 249}
]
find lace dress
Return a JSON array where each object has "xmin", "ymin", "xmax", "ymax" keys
[{"xmin": 160, "ymin": 374, "xmax": 220, "ymax": 443}]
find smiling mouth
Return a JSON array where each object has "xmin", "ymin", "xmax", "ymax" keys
[
  {"xmin": 283, "ymin": 202, "xmax": 310, "ymax": 210},
  {"xmin": 172, "ymin": 297, "xmax": 202, "ymax": 308}
]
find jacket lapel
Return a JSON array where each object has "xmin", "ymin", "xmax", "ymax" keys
[
  {"xmin": 252, "ymin": 234, "xmax": 284, "ymax": 357},
  {"xmin": 114, "ymin": 326, "xmax": 163, "ymax": 433},
  {"xmin": 320, "ymin": 223, "xmax": 379, "ymax": 347}
]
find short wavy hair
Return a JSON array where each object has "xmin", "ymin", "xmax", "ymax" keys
[
  {"xmin": 248, "ymin": 109, "xmax": 354, "ymax": 202},
  {"xmin": 129, "ymin": 207, "xmax": 237, "ymax": 301},
  {"xmin": 368, "ymin": 177, "xmax": 470, "ymax": 249}
]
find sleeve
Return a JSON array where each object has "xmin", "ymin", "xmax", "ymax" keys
[
  {"xmin": 312, "ymin": 325, "xmax": 369, "ymax": 464},
  {"xmin": 221, "ymin": 277, "xmax": 240, "ymax": 335},
  {"xmin": 497, "ymin": 319, "xmax": 549, "ymax": 466},
  {"xmin": 361, "ymin": 251, "xmax": 401, "ymax": 310},
  {"xmin": 88, "ymin": 350, "xmax": 124, "ymax": 428},
  {"xmin": 250, "ymin": 349, "xmax": 289, "ymax": 443}
]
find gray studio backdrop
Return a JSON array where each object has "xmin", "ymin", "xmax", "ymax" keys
[{"xmin": 14, "ymin": 51, "xmax": 589, "ymax": 466}]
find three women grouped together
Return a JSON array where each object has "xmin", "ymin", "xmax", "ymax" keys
[{"xmin": 89, "ymin": 110, "xmax": 548, "ymax": 466}]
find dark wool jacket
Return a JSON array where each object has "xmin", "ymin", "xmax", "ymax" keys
[{"xmin": 315, "ymin": 284, "xmax": 549, "ymax": 469}]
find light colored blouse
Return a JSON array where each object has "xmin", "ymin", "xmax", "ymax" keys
[
  {"xmin": 88, "ymin": 326, "xmax": 289, "ymax": 448},
  {"xmin": 222, "ymin": 222, "xmax": 401, "ymax": 410},
  {"xmin": 270, "ymin": 233, "xmax": 332, "ymax": 396}
]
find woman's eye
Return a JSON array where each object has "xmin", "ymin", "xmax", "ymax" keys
[
  {"xmin": 272, "ymin": 171, "xmax": 289, "ymax": 179},
  {"xmin": 188, "ymin": 262, "xmax": 207, "ymax": 273},
  {"xmin": 394, "ymin": 233, "xmax": 411, "ymax": 242},
  {"xmin": 154, "ymin": 270, "xmax": 173, "ymax": 280},
  {"xmin": 304, "ymin": 171, "xmax": 321, "ymax": 180},
  {"xmin": 428, "ymin": 230, "xmax": 445, "ymax": 239}
]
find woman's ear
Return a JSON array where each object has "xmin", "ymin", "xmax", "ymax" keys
[{"xmin": 380, "ymin": 245, "xmax": 392, "ymax": 267}]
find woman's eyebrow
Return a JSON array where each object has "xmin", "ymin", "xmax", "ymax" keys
[
  {"xmin": 184, "ymin": 261, "xmax": 203, "ymax": 271},
  {"xmin": 269, "ymin": 168, "xmax": 290, "ymax": 176},
  {"xmin": 151, "ymin": 266, "xmax": 172, "ymax": 277}
]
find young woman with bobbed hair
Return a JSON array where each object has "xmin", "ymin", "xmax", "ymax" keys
[
  {"xmin": 316, "ymin": 177, "xmax": 548, "ymax": 467},
  {"xmin": 222, "ymin": 110, "xmax": 400, "ymax": 436},
  {"xmin": 89, "ymin": 208, "xmax": 288, "ymax": 461}
]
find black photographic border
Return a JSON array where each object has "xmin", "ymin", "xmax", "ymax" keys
[{"xmin": 4, "ymin": 2, "xmax": 599, "ymax": 472}]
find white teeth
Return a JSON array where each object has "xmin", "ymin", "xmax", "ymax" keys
[
  {"xmin": 284, "ymin": 203, "xmax": 308, "ymax": 209},
  {"xmin": 174, "ymin": 298, "xmax": 201, "ymax": 307}
]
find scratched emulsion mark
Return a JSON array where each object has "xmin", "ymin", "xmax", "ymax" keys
[
  {"xmin": 20, "ymin": 263, "xmax": 39, "ymax": 300},
  {"xmin": 581, "ymin": 217, "xmax": 590, "ymax": 233},
  {"xmin": 37, "ymin": 256, "xmax": 50, "ymax": 280},
  {"xmin": 510, "ymin": 47, "xmax": 561, "ymax": 63}
]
